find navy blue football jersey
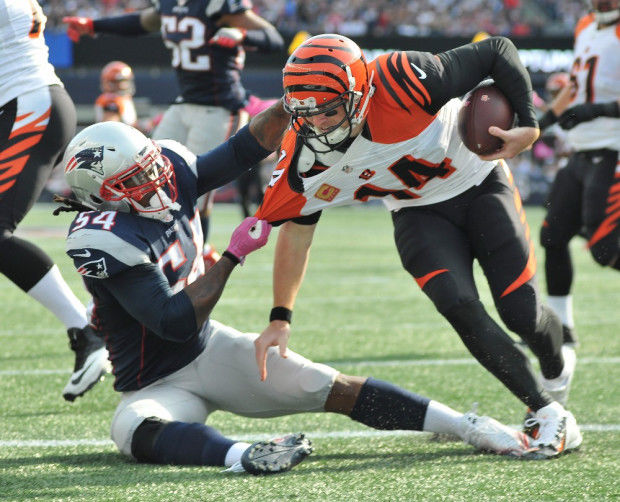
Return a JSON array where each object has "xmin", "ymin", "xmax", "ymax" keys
[
  {"xmin": 64, "ymin": 125, "xmax": 271, "ymax": 391},
  {"xmin": 153, "ymin": 0, "xmax": 251, "ymax": 110},
  {"xmin": 66, "ymin": 141, "xmax": 206, "ymax": 391}
]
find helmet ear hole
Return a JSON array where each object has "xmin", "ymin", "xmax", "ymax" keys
[{"xmin": 90, "ymin": 194, "xmax": 103, "ymax": 204}]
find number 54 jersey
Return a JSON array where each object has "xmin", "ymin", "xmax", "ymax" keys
[
  {"xmin": 152, "ymin": 0, "xmax": 251, "ymax": 111},
  {"xmin": 255, "ymin": 51, "xmax": 499, "ymax": 224}
]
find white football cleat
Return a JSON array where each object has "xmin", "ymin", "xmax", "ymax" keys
[
  {"xmin": 523, "ymin": 402, "xmax": 582, "ymax": 459},
  {"xmin": 541, "ymin": 345, "xmax": 576, "ymax": 406},
  {"xmin": 63, "ymin": 326, "xmax": 111, "ymax": 402},
  {"xmin": 459, "ymin": 412, "xmax": 535, "ymax": 457}
]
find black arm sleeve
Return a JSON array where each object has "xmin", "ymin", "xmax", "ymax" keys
[
  {"xmin": 243, "ymin": 27, "xmax": 284, "ymax": 52},
  {"xmin": 195, "ymin": 124, "xmax": 271, "ymax": 196},
  {"xmin": 93, "ymin": 14, "xmax": 149, "ymax": 36},
  {"xmin": 415, "ymin": 36, "xmax": 537, "ymax": 127},
  {"xmin": 103, "ymin": 264, "xmax": 198, "ymax": 342}
]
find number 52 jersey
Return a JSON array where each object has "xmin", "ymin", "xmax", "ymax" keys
[{"xmin": 152, "ymin": 0, "xmax": 251, "ymax": 111}]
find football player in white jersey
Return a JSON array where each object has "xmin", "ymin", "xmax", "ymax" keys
[
  {"xmin": 251, "ymin": 34, "xmax": 583, "ymax": 458},
  {"xmin": 537, "ymin": 0, "xmax": 620, "ymax": 346},
  {"xmin": 0, "ymin": 0, "xmax": 109, "ymax": 401}
]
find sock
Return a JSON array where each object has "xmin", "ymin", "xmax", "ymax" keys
[
  {"xmin": 27, "ymin": 265, "xmax": 88, "ymax": 329},
  {"xmin": 422, "ymin": 400, "xmax": 463, "ymax": 436},
  {"xmin": 349, "ymin": 377, "xmax": 430, "ymax": 430},
  {"xmin": 547, "ymin": 295, "xmax": 574, "ymax": 329},
  {"xmin": 224, "ymin": 441, "xmax": 252, "ymax": 467},
  {"xmin": 154, "ymin": 422, "xmax": 236, "ymax": 466}
]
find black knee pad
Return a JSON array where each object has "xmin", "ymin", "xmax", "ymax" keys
[{"xmin": 131, "ymin": 417, "xmax": 170, "ymax": 463}]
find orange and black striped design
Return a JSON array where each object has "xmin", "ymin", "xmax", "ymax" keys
[
  {"xmin": 588, "ymin": 167, "xmax": 620, "ymax": 249},
  {"xmin": 366, "ymin": 53, "xmax": 437, "ymax": 142},
  {"xmin": 0, "ymin": 109, "xmax": 50, "ymax": 196},
  {"xmin": 283, "ymin": 34, "xmax": 368, "ymax": 113}
]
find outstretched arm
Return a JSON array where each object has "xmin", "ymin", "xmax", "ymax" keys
[
  {"xmin": 254, "ymin": 221, "xmax": 317, "ymax": 381},
  {"xmin": 195, "ymin": 100, "xmax": 289, "ymax": 195},
  {"xmin": 63, "ymin": 7, "xmax": 160, "ymax": 41}
]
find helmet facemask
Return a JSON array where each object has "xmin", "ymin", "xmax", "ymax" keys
[
  {"xmin": 100, "ymin": 141, "xmax": 180, "ymax": 222},
  {"xmin": 286, "ymin": 87, "xmax": 363, "ymax": 154}
]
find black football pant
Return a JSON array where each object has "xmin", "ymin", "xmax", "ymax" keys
[
  {"xmin": 0, "ymin": 85, "xmax": 76, "ymax": 291},
  {"xmin": 392, "ymin": 165, "xmax": 563, "ymax": 411},
  {"xmin": 540, "ymin": 149, "xmax": 620, "ymax": 296}
]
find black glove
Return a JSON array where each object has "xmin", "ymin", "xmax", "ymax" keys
[{"xmin": 558, "ymin": 101, "xmax": 620, "ymax": 130}]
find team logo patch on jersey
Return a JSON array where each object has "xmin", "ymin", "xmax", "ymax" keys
[
  {"xmin": 77, "ymin": 257, "xmax": 109, "ymax": 279},
  {"xmin": 359, "ymin": 169, "xmax": 376, "ymax": 180},
  {"xmin": 65, "ymin": 146, "xmax": 105, "ymax": 175},
  {"xmin": 314, "ymin": 184, "xmax": 340, "ymax": 202}
]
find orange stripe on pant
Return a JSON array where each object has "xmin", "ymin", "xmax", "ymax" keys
[{"xmin": 501, "ymin": 167, "xmax": 536, "ymax": 297}]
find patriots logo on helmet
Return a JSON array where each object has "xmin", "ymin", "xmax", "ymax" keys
[
  {"xmin": 76, "ymin": 257, "xmax": 109, "ymax": 279},
  {"xmin": 65, "ymin": 146, "xmax": 105, "ymax": 175}
]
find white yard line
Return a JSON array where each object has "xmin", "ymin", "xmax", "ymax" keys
[
  {"xmin": 1, "ymin": 424, "xmax": 618, "ymax": 448},
  {"xmin": 1, "ymin": 356, "xmax": 618, "ymax": 376}
]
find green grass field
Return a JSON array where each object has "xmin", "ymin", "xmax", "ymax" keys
[{"xmin": 1, "ymin": 203, "xmax": 618, "ymax": 501}]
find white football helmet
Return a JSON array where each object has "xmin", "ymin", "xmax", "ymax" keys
[{"xmin": 62, "ymin": 122, "xmax": 180, "ymax": 222}]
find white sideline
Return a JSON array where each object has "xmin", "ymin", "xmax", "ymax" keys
[
  {"xmin": 1, "ymin": 424, "xmax": 618, "ymax": 448},
  {"xmin": 1, "ymin": 356, "xmax": 618, "ymax": 376}
]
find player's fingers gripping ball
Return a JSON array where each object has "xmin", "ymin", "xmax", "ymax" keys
[{"xmin": 226, "ymin": 217, "xmax": 272, "ymax": 265}]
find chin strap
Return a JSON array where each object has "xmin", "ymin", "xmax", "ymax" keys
[{"xmin": 353, "ymin": 70, "xmax": 375, "ymax": 127}]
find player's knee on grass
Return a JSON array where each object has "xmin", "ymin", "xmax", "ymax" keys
[{"xmin": 131, "ymin": 416, "xmax": 169, "ymax": 462}]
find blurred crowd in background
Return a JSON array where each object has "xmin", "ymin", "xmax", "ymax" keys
[{"xmin": 42, "ymin": 0, "xmax": 587, "ymax": 37}]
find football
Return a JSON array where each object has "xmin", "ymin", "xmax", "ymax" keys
[{"xmin": 457, "ymin": 83, "xmax": 515, "ymax": 156}]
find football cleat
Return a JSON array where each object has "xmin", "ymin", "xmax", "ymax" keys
[
  {"xmin": 459, "ymin": 412, "xmax": 535, "ymax": 457},
  {"xmin": 541, "ymin": 344, "xmax": 576, "ymax": 407},
  {"xmin": 523, "ymin": 402, "xmax": 582, "ymax": 459},
  {"xmin": 62, "ymin": 325, "xmax": 111, "ymax": 402},
  {"xmin": 227, "ymin": 433, "xmax": 313, "ymax": 475},
  {"xmin": 202, "ymin": 243, "xmax": 221, "ymax": 271}
]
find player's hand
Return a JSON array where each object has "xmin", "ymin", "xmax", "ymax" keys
[
  {"xmin": 62, "ymin": 17, "xmax": 95, "ymax": 42},
  {"xmin": 209, "ymin": 27, "xmax": 246, "ymax": 49},
  {"xmin": 225, "ymin": 217, "xmax": 271, "ymax": 265},
  {"xmin": 479, "ymin": 126, "xmax": 540, "ymax": 161},
  {"xmin": 254, "ymin": 321, "xmax": 290, "ymax": 381}
]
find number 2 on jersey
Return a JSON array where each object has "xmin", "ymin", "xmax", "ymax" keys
[{"xmin": 161, "ymin": 16, "xmax": 211, "ymax": 71}]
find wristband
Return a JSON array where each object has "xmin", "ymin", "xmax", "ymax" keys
[
  {"xmin": 222, "ymin": 250, "xmax": 240, "ymax": 264},
  {"xmin": 270, "ymin": 306, "xmax": 292, "ymax": 323},
  {"xmin": 538, "ymin": 109, "xmax": 558, "ymax": 130}
]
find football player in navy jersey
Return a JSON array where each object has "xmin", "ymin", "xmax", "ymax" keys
[
  {"xmin": 63, "ymin": 0, "xmax": 284, "ymax": 267},
  {"xmin": 54, "ymin": 104, "xmax": 543, "ymax": 471}
]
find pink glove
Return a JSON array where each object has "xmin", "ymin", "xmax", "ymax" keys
[
  {"xmin": 209, "ymin": 27, "xmax": 246, "ymax": 49},
  {"xmin": 63, "ymin": 16, "xmax": 95, "ymax": 42},
  {"xmin": 225, "ymin": 217, "xmax": 271, "ymax": 265}
]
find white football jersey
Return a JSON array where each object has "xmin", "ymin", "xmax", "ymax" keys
[
  {"xmin": 567, "ymin": 15, "xmax": 620, "ymax": 151},
  {"xmin": 257, "ymin": 99, "xmax": 497, "ymax": 221},
  {"xmin": 0, "ymin": 0, "xmax": 62, "ymax": 107}
]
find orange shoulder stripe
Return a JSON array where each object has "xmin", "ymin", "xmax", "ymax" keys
[{"xmin": 574, "ymin": 14, "xmax": 595, "ymax": 40}]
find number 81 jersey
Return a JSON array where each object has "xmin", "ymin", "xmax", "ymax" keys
[
  {"xmin": 567, "ymin": 14, "xmax": 620, "ymax": 151},
  {"xmin": 152, "ymin": 0, "xmax": 251, "ymax": 111}
]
